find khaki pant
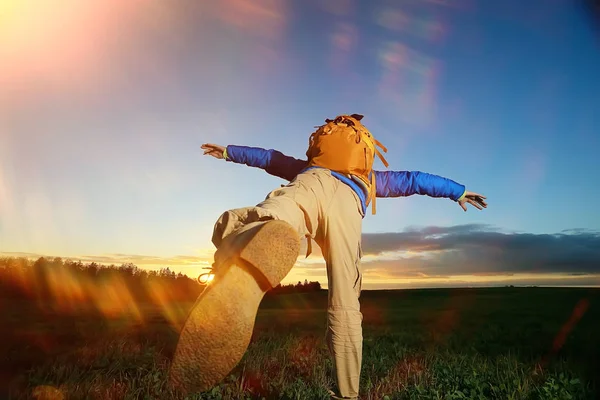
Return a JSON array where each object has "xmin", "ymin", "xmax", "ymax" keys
[{"xmin": 212, "ymin": 168, "xmax": 364, "ymax": 399}]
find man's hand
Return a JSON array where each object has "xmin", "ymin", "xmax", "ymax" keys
[
  {"xmin": 458, "ymin": 191, "xmax": 487, "ymax": 212},
  {"xmin": 201, "ymin": 143, "xmax": 226, "ymax": 159}
]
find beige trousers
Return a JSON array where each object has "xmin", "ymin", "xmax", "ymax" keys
[{"xmin": 212, "ymin": 168, "xmax": 364, "ymax": 399}]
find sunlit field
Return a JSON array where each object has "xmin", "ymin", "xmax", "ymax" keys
[{"xmin": 2, "ymin": 272, "xmax": 598, "ymax": 399}]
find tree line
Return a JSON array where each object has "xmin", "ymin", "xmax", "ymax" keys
[{"xmin": 0, "ymin": 257, "xmax": 322, "ymax": 307}]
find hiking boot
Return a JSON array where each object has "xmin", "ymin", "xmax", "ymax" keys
[{"xmin": 168, "ymin": 220, "xmax": 300, "ymax": 396}]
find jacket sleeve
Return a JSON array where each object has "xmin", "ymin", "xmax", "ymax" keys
[
  {"xmin": 375, "ymin": 170, "xmax": 466, "ymax": 201},
  {"xmin": 225, "ymin": 145, "xmax": 308, "ymax": 182}
]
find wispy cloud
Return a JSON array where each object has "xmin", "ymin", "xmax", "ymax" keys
[{"xmin": 376, "ymin": 40, "xmax": 441, "ymax": 128}]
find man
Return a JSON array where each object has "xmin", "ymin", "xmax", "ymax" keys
[{"xmin": 169, "ymin": 114, "xmax": 487, "ymax": 399}]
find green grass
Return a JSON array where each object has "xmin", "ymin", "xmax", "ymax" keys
[{"xmin": 2, "ymin": 287, "xmax": 599, "ymax": 399}]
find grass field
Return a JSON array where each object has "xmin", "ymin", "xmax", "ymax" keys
[{"xmin": 2, "ymin": 287, "xmax": 599, "ymax": 399}]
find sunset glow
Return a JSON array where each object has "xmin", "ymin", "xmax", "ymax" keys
[{"xmin": 1, "ymin": 0, "xmax": 599, "ymax": 295}]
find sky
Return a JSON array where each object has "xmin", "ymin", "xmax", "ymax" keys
[{"xmin": 1, "ymin": 0, "xmax": 599, "ymax": 289}]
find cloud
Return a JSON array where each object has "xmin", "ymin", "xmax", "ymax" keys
[{"xmin": 359, "ymin": 224, "xmax": 600, "ymax": 276}]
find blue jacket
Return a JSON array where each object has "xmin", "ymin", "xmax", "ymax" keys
[{"xmin": 225, "ymin": 145, "xmax": 466, "ymax": 215}]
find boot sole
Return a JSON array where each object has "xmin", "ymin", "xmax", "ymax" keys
[{"xmin": 168, "ymin": 220, "xmax": 300, "ymax": 395}]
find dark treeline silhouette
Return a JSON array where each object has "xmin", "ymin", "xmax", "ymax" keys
[
  {"xmin": 268, "ymin": 279, "xmax": 322, "ymax": 296},
  {"xmin": 0, "ymin": 257, "xmax": 202, "ymax": 307},
  {"xmin": 0, "ymin": 257, "xmax": 323, "ymax": 308}
]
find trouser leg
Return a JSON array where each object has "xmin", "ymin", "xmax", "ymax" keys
[
  {"xmin": 317, "ymin": 180, "xmax": 364, "ymax": 399},
  {"xmin": 211, "ymin": 168, "xmax": 365, "ymax": 398},
  {"xmin": 211, "ymin": 169, "xmax": 336, "ymax": 269}
]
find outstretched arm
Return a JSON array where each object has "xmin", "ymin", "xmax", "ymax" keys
[
  {"xmin": 375, "ymin": 170, "xmax": 487, "ymax": 211},
  {"xmin": 202, "ymin": 144, "xmax": 486, "ymax": 211},
  {"xmin": 201, "ymin": 143, "xmax": 307, "ymax": 181}
]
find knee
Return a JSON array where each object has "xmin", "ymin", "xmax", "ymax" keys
[
  {"xmin": 211, "ymin": 209, "xmax": 242, "ymax": 247},
  {"xmin": 212, "ymin": 207, "xmax": 279, "ymax": 248}
]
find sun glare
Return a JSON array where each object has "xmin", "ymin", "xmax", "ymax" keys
[
  {"xmin": 198, "ymin": 273, "xmax": 215, "ymax": 285},
  {"xmin": 0, "ymin": 257, "xmax": 210, "ymax": 330},
  {"xmin": 0, "ymin": 0, "xmax": 142, "ymax": 92}
]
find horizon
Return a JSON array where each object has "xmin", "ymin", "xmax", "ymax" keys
[
  {"xmin": 2, "ymin": 249, "xmax": 599, "ymax": 290},
  {"xmin": 2, "ymin": 0, "xmax": 600, "ymax": 290}
]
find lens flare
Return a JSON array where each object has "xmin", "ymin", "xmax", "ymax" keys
[{"xmin": 0, "ymin": 257, "xmax": 217, "ymax": 330}]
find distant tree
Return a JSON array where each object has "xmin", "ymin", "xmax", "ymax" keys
[
  {"xmin": 0, "ymin": 256, "xmax": 203, "ymax": 306},
  {"xmin": 0, "ymin": 255, "xmax": 325, "ymax": 305}
]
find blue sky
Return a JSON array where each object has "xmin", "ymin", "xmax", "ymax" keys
[{"xmin": 1, "ymin": 0, "xmax": 599, "ymax": 288}]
